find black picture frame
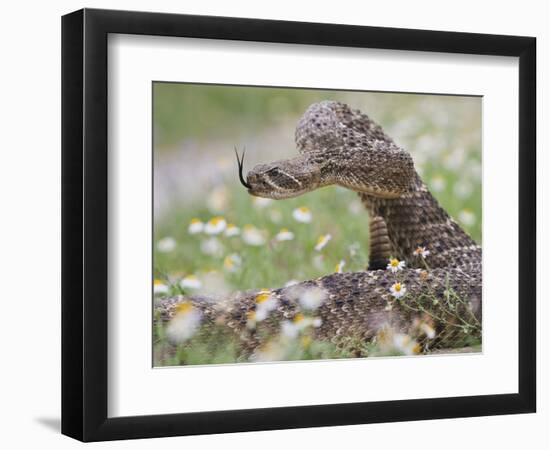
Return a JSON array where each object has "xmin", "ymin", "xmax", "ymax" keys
[{"xmin": 61, "ymin": 8, "xmax": 536, "ymax": 442}]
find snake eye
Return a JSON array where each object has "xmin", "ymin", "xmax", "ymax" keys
[{"xmin": 265, "ymin": 167, "xmax": 280, "ymax": 176}]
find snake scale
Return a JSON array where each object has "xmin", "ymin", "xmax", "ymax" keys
[{"xmin": 156, "ymin": 101, "xmax": 482, "ymax": 355}]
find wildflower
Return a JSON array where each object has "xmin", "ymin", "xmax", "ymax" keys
[
  {"xmin": 252, "ymin": 197, "xmax": 272, "ymax": 208},
  {"xmin": 413, "ymin": 246, "xmax": 430, "ymax": 258},
  {"xmin": 250, "ymin": 341, "xmax": 286, "ymax": 362},
  {"xmin": 420, "ymin": 322, "xmax": 436, "ymax": 339},
  {"xmin": 281, "ymin": 320, "xmax": 299, "ymax": 339},
  {"xmin": 301, "ymin": 335, "xmax": 312, "ymax": 349},
  {"xmin": 314, "ymin": 234, "xmax": 332, "ymax": 251},
  {"xmin": 281, "ymin": 314, "xmax": 321, "ymax": 339},
  {"xmin": 430, "ymin": 175, "xmax": 446, "ymax": 193},
  {"xmin": 166, "ymin": 302, "xmax": 202, "ymax": 343},
  {"xmin": 156, "ymin": 237, "xmax": 176, "ymax": 253},
  {"xmin": 375, "ymin": 326, "xmax": 420, "ymax": 356},
  {"xmin": 187, "ymin": 218, "xmax": 204, "ymax": 235},
  {"xmin": 268, "ymin": 209, "xmax": 282, "ymax": 223},
  {"xmin": 292, "ymin": 206, "xmax": 312, "ymax": 223},
  {"xmin": 180, "ymin": 274, "xmax": 202, "ymax": 290},
  {"xmin": 458, "ymin": 209, "xmax": 476, "ymax": 226},
  {"xmin": 335, "ymin": 260, "xmax": 346, "ymax": 273},
  {"xmin": 453, "ymin": 181, "xmax": 473, "ymax": 199},
  {"xmin": 204, "ymin": 216, "xmax": 227, "ymax": 235},
  {"xmin": 390, "ymin": 282, "xmax": 407, "ymax": 299},
  {"xmin": 153, "ymin": 279, "xmax": 169, "ymax": 296},
  {"xmin": 387, "ymin": 258, "xmax": 406, "ymax": 273},
  {"xmin": 392, "ymin": 333, "xmax": 421, "ymax": 355},
  {"xmin": 298, "ymin": 286, "xmax": 327, "ymax": 311},
  {"xmin": 224, "ymin": 224, "xmax": 240, "ymax": 237},
  {"xmin": 348, "ymin": 242, "xmax": 360, "ymax": 257},
  {"xmin": 255, "ymin": 289, "xmax": 277, "ymax": 321},
  {"xmin": 223, "ymin": 253, "xmax": 242, "ymax": 272},
  {"xmin": 206, "ymin": 186, "xmax": 229, "ymax": 213},
  {"xmin": 200, "ymin": 237, "xmax": 224, "ymax": 257},
  {"xmin": 199, "ymin": 270, "xmax": 230, "ymax": 297},
  {"xmin": 242, "ymin": 225, "xmax": 266, "ymax": 246},
  {"xmin": 294, "ymin": 313, "xmax": 322, "ymax": 330},
  {"xmin": 246, "ymin": 310, "xmax": 257, "ymax": 330},
  {"xmin": 275, "ymin": 228, "xmax": 294, "ymax": 242}
]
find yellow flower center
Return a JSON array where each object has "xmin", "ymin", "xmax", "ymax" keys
[
  {"xmin": 185, "ymin": 275, "xmax": 198, "ymax": 280},
  {"xmin": 293, "ymin": 313, "xmax": 305, "ymax": 323},
  {"xmin": 153, "ymin": 279, "xmax": 164, "ymax": 285},
  {"xmin": 255, "ymin": 292, "xmax": 271, "ymax": 304},
  {"xmin": 299, "ymin": 207, "xmax": 309, "ymax": 213},
  {"xmin": 190, "ymin": 218, "xmax": 201, "ymax": 224},
  {"xmin": 390, "ymin": 259, "xmax": 399, "ymax": 267},
  {"xmin": 175, "ymin": 302, "xmax": 193, "ymax": 314},
  {"xmin": 224, "ymin": 257, "xmax": 234, "ymax": 268},
  {"xmin": 209, "ymin": 217, "xmax": 224, "ymax": 225},
  {"xmin": 280, "ymin": 228, "xmax": 289, "ymax": 233},
  {"xmin": 394, "ymin": 283, "xmax": 402, "ymax": 292}
]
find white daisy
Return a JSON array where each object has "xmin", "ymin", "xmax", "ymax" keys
[
  {"xmin": 255, "ymin": 289, "xmax": 276, "ymax": 308},
  {"xmin": 255, "ymin": 289, "xmax": 278, "ymax": 321},
  {"xmin": 242, "ymin": 225, "xmax": 267, "ymax": 246},
  {"xmin": 453, "ymin": 181, "xmax": 473, "ymax": 199},
  {"xmin": 392, "ymin": 333, "xmax": 421, "ymax": 355},
  {"xmin": 292, "ymin": 206, "xmax": 312, "ymax": 223},
  {"xmin": 387, "ymin": 258, "xmax": 406, "ymax": 272},
  {"xmin": 206, "ymin": 186, "xmax": 229, "ymax": 213},
  {"xmin": 156, "ymin": 237, "xmax": 176, "ymax": 253},
  {"xmin": 293, "ymin": 313, "xmax": 321, "ymax": 331},
  {"xmin": 224, "ymin": 223, "xmax": 240, "ymax": 237},
  {"xmin": 166, "ymin": 302, "xmax": 202, "ymax": 344},
  {"xmin": 298, "ymin": 286, "xmax": 327, "ymax": 311},
  {"xmin": 200, "ymin": 237, "xmax": 224, "ymax": 257},
  {"xmin": 458, "ymin": 209, "xmax": 476, "ymax": 226},
  {"xmin": 390, "ymin": 282, "xmax": 407, "ymax": 299},
  {"xmin": 335, "ymin": 260, "xmax": 346, "ymax": 273},
  {"xmin": 281, "ymin": 320, "xmax": 299, "ymax": 339},
  {"xmin": 420, "ymin": 322, "xmax": 436, "ymax": 339},
  {"xmin": 252, "ymin": 197, "xmax": 272, "ymax": 208},
  {"xmin": 413, "ymin": 246, "xmax": 430, "ymax": 258},
  {"xmin": 153, "ymin": 279, "xmax": 169, "ymax": 296},
  {"xmin": 268, "ymin": 209, "xmax": 282, "ymax": 223},
  {"xmin": 430, "ymin": 175, "xmax": 446, "ymax": 193},
  {"xmin": 180, "ymin": 275, "xmax": 202, "ymax": 290},
  {"xmin": 275, "ymin": 228, "xmax": 294, "ymax": 241},
  {"xmin": 246, "ymin": 310, "xmax": 257, "ymax": 330},
  {"xmin": 314, "ymin": 234, "xmax": 332, "ymax": 251},
  {"xmin": 223, "ymin": 253, "xmax": 242, "ymax": 272},
  {"xmin": 187, "ymin": 218, "xmax": 204, "ymax": 235},
  {"xmin": 204, "ymin": 216, "xmax": 227, "ymax": 235}
]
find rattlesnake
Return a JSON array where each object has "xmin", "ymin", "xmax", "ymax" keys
[{"xmin": 156, "ymin": 101, "xmax": 482, "ymax": 355}]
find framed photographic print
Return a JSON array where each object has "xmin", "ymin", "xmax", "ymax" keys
[{"xmin": 61, "ymin": 8, "xmax": 536, "ymax": 442}]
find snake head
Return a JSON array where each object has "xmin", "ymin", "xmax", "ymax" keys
[{"xmin": 236, "ymin": 150, "xmax": 324, "ymax": 199}]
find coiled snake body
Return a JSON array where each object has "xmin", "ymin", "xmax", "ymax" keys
[{"xmin": 157, "ymin": 101, "xmax": 482, "ymax": 354}]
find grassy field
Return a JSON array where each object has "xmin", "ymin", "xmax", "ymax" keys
[{"xmin": 152, "ymin": 84, "xmax": 482, "ymax": 366}]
